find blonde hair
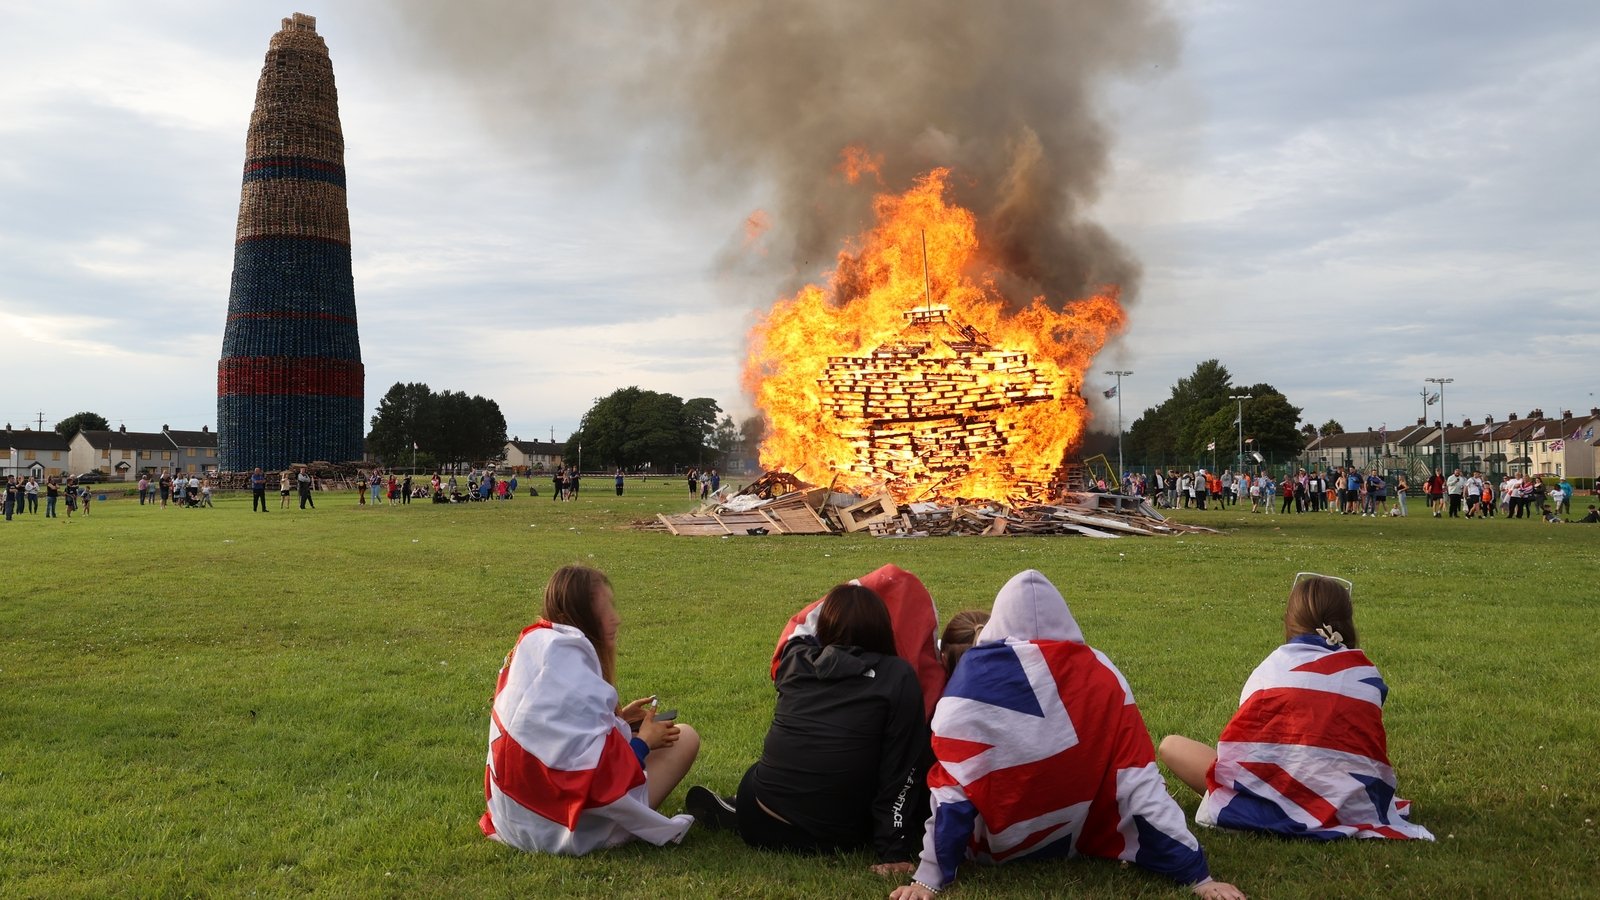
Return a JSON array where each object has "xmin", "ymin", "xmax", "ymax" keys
[{"xmin": 940, "ymin": 609, "xmax": 991, "ymax": 674}]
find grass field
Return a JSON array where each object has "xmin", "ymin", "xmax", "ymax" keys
[{"xmin": 2, "ymin": 480, "xmax": 1596, "ymax": 898}]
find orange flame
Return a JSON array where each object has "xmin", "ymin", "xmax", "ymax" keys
[
  {"xmin": 743, "ymin": 166, "xmax": 1126, "ymax": 503},
  {"xmin": 836, "ymin": 145, "xmax": 884, "ymax": 185}
]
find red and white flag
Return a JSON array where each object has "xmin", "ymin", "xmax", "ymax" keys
[
  {"xmin": 1196, "ymin": 636, "xmax": 1433, "ymax": 840},
  {"xmin": 772, "ymin": 563, "xmax": 945, "ymax": 718},
  {"xmin": 481, "ymin": 621, "xmax": 692, "ymax": 854},
  {"xmin": 911, "ymin": 571, "xmax": 1210, "ymax": 890}
]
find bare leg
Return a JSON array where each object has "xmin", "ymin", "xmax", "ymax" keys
[
  {"xmin": 646, "ymin": 723, "xmax": 701, "ymax": 809},
  {"xmin": 1157, "ymin": 734, "xmax": 1217, "ymax": 796}
]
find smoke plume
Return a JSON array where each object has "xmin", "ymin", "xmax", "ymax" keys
[{"xmin": 388, "ymin": 0, "xmax": 1177, "ymax": 308}]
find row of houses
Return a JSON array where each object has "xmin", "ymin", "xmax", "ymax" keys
[
  {"xmin": 1301, "ymin": 407, "xmax": 1600, "ymax": 483},
  {"xmin": 0, "ymin": 425, "xmax": 220, "ymax": 481}
]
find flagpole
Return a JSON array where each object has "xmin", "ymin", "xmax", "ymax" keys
[
  {"xmin": 1229, "ymin": 394, "xmax": 1250, "ymax": 474},
  {"xmin": 1426, "ymin": 377, "xmax": 1454, "ymax": 473},
  {"xmin": 1104, "ymin": 370, "xmax": 1133, "ymax": 486}
]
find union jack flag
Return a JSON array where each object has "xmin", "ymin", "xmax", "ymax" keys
[
  {"xmin": 1196, "ymin": 635, "xmax": 1434, "ymax": 840},
  {"xmin": 911, "ymin": 571, "xmax": 1209, "ymax": 889}
]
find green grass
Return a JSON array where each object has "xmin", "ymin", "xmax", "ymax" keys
[{"xmin": 1, "ymin": 483, "xmax": 1596, "ymax": 898}]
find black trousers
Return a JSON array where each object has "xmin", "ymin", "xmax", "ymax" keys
[
  {"xmin": 253, "ymin": 488, "xmax": 267, "ymax": 511},
  {"xmin": 734, "ymin": 766, "xmax": 841, "ymax": 854},
  {"xmin": 1449, "ymin": 494, "xmax": 1462, "ymax": 517}
]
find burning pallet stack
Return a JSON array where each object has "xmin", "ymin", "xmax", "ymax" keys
[
  {"xmin": 644, "ymin": 471, "xmax": 1217, "ymax": 539},
  {"xmin": 818, "ymin": 306, "xmax": 1057, "ymax": 500}
]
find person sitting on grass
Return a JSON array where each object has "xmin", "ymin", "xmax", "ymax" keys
[
  {"xmin": 1158, "ymin": 573, "xmax": 1434, "ymax": 842},
  {"xmin": 687, "ymin": 580, "xmax": 932, "ymax": 876},
  {"xmin": 938, "ymin": 610, "xmax": 990, "ymax": 675},
  {"xmin": 892, "ymin": 571, "xmax": 1244, "ymax": 900},
  {"xmin": 1578, "ymin": 505, "xmax": 1600, "ymax": 524},
  {"xmin": 480, "ymin": 565, "xmax": 699, "ymax": 855}
]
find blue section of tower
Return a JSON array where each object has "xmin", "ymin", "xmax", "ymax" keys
[
  {"xmin": 218, "ymin": 394, "xmax": 365, "ymax": 469},
  {"xmin": 221, "ymin": 237, "xmax": 360, "ymax": 359},
  {"xmin": 242, "ymin": 156, "xmax": 347, "ymax": 188}
]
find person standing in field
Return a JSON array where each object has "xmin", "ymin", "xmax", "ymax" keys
[
  {"xmin": 159, "ymin": 469, "xmax": 172, "ymax": 508},
  {"xmin": 1425, "ymin": 469, "xmax": 1445, "ymax": 517},
  {"xmin": 250, "ymin": 467, "xmax": 268, "ymax": 512},
  {"xmin": 44, "ymin": 478, "xmax": 59, "ymax": 518},
  {"xmin": 138, "ymin": 473, "xmax": 150, "ymax": 506},
  {"xmin": 1395, "ymin": 474, "xmax": 1409, "ymax": 516},
  {"xmin": 24, "ymin": 476, "xmax": 38, "ymax": 514},
  {"xmin": 298, "ymin": 467, "xmax": 315, "ymax": 509},
  {"xmin": 64, "ymin": 477, "xmax": 78, "ymax": 518},
  {"xmin": 615, "ymin": 469, "xmax": 625, "ymax": 496}
]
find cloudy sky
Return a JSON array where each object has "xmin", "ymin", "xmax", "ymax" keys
[{"xmin": 1, "ymin": 1, "xmax": 1595, "ymax": 446}]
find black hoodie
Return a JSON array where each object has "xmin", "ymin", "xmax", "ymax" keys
[{"xmin": 748, "ymin": 637, "xmax": 930, "ymax": 862}]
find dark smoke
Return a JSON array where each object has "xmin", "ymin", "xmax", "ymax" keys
[{"xmin": 386, "ymin": 0, "xmax": 1177, "ymax": 308}]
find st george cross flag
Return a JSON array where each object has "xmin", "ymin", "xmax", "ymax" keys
[
  {"xmin": 911, "ymin": 571, "xmax": 1210, "ymax": 890},
  {"xmin": 772, "ymin": 564, "xmax": 945, "ymax": 718},
  {"xmin": 481, "ymin": 621, "xmax": 693, "ymax": 854},
  {"xmin": 1103, "ymin": 385, "xmax": 1118, "ymax": 399},
  {"xmin": 1196, "ymin": 635, "xmax": 1434, "ymax": 840}
]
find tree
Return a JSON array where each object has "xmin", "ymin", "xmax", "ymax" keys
[
  {"xmin": 55, "ymin": 411, "xmax": 109, "ymax": 438},
  {"xmin": 368, "ymin": 382, "xmax": 437, "ymax": 464},
  {"xmin": 368, "ymin": 382, "xmax": 507, "ymax": 468},
  {"xmin": 1191, "ymin": 384, "xmax": 1305, "ymax": 464},
  {"xmin": 568, "ymin": 387, "xmax": 724, "ymax": 470},
  {"xmin": 1123, "ymin": 360, "xmax": 1233, "ymax": 462},
  {"xmin": 1320, "ymin": 419, "xmax": 1345, "ymax": 437},
  {"xmin": 711, "ymin": 414, "xmax": 741, "ymax": 464}
]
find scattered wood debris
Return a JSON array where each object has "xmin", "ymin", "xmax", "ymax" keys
[{"xmin": 643, "ymin": 471, "xmax": 1218, "ymax": 539}]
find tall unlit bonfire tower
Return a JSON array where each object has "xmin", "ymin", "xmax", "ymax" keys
[{"xmin": 218, "ymin": 13, "xmax": 363, "ymax": 471}]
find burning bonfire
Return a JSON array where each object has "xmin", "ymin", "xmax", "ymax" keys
[{"xmin": 744, "ymin": 164, "xmax": 1125, "ymax": 504}]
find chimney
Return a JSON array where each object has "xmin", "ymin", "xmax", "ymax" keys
[
  {"xmin": 1592, "ymin": 407, "xmax": 1600, "ymax": 417},
  {"xmin": 202, "ymin": 425, "xmax": 209, "ymax": 433},
  {"xmin": 1530, "ymin": 408, "xmax": 1544, "ymax": 418},
  {"xmin": 1509, "ymin": 412, "xmax": 1518, "ymax": 420},
  {"xmin": 1416, "ymin": 416, "xmax": 1425, "ymax": 425},
  {"xmin": 119, "ymin": 425, "xmax": 126, "ymax": 433},
  {"xmin": 1462, "ymin": 418, "xmax": 1473, "ymax": 427},
  {"xmin": 1485, "ymin": 414, "xmax": 1494, "ymax": 424},
  {"xmin": 1562, "ymin": 409, "xmax": 1572, "ymax": 420},
  {"xmin": 162, "ymin": 424, "xmax": 169, "ymax": 432}
]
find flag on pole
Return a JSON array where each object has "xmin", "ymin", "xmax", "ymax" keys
[
  {"xmin": 1103, "ymin": 385, "xmax": 1118, "ymax": 399},
  {"xmin": 1425, "ymin": 392, "xmax": 1439, "ymax": 406},
  {"xmin": 1571, "ymin": 426, "xmax": 1583, "ymax": 440},
  {"xmin": 1233, "ymin": 415, "xmax": 1241, "ymax": 425},
  {"xmin": 1379, "ymin": 426, "xmax": 1387, "ymax": 442},
  {"xmin": 1550, "ymin": 439, "xmax": 1565, "ymax": 452},
  {"xmin": 1587, "ymin": 427, "xmax": 1596, "ymax": 441},
  {"xmin": 1251, "ymin": 451, "xmax": 1264, "ymax": 463},
  {"xmin": 1206, "ymin": 441, "xmax": 1216, "ymax": 451},
  {"xmin": 1479, "ymin": 424, "xmax": 1493, "ymax": 436},
  {"xmin": 1533, "ymin": 426, "xmax": 1547, "ymax": 439}
]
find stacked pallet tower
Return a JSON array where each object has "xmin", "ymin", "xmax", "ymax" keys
[
  {"xmin": 217, "ymin": 13, "xmax": 364, "ymax": 472},
  {"xmin": 818, "ymin": 306, "xmax": 1057, "ymax": 500}
]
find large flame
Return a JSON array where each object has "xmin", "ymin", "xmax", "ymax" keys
[{"xmin": 743, "ymin": 164, "xmax": 1126, "ymax": 503}]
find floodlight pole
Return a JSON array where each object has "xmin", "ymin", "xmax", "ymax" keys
[
  {"xmin": 1426, "ymin": 377, "xmax": 1453, "ymax": 472},
  {"xmin": 1104, "ymin": 370, "xmax": 1132, "ymax": 485},
  {"xmin": 1229, "ymin": 394, "xmax": 1251, "ymax": 473}
]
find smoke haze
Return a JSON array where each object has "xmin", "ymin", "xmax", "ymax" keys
[{"xmin": 387, "ymin": 0, "xmax": 1178, "ymax": 308}]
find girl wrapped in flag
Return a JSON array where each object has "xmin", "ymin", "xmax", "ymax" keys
[
  {"xmin": 481, "ymin": 566, "xmax": 700, "ymax": 855},
  {"xmin": 1159, "ymin": 573, "xmax": 1434, "ymax": 841},
  {"xmin": 892, "ymin": 570, "xmax": 1245, "ymax": 900}
]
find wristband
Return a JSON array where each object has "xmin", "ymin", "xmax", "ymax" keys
[{"xmin": 912, "ymin": 880, "xmax": 941, "ymax": 894}]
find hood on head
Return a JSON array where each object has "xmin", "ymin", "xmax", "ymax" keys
[{"xmin": 977, "ymin": 569, "xmax": 1084, "ymax": 644}]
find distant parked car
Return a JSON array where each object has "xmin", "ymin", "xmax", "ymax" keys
[{"xmin": 75, "ymin": 471, "xmax": 108, "ymax": 483}]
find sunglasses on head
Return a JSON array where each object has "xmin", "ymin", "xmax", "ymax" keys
[{"xmin": 1294, "ymin": 572, "xmax": 1353, "ymax": 595}]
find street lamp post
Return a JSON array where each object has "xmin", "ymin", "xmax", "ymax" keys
[
  {"xmin": 1426, "ymin": 377, "xmax": 1454, "ymax": 473},
  {"xmin": 1229, "ymin": 394, "xmax": 1251, "ymax": 474},
  {"xmin": 1104, "ymin": 370, "xmax": 1133, "ymax": 486}
]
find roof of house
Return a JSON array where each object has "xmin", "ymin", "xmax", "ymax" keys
[
  {"xmin": 507, "ymin": 440, "xmax": 565, "ymax": 455},
  {"xmin": 75, "ymin": 429, "xmax": 176, "ymax": 452},
  {"xmin": 1, "ymin": 428, "xmax": 73, "ymax": 451},
  {"xmin": 165, "ymin": 428, "xmax": 218, "ymax": 449}
]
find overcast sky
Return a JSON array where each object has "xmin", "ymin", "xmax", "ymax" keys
[{"xmin": 1, "ymin": 1, "xmax": 1595, "ymax": 445}]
